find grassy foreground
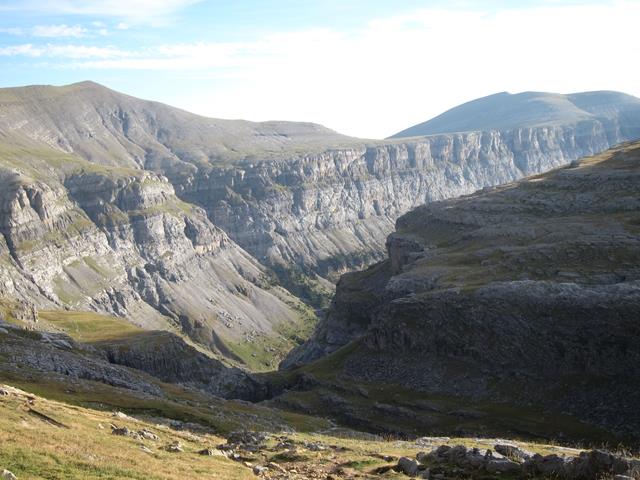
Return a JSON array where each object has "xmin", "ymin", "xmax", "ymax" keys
[{"xmin": 0, "ymin": 382, "xmax": 619, "ymax": 480}]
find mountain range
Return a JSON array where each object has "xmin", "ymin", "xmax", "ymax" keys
[
  {"xmin": 1, "ymin": 82, "xmax": 639, "ymax": 371},
  {"xmin": 0, "ymin": 82, "xmax": 640, "ymax": 478}
]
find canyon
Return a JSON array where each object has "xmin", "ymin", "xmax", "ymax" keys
[{"xmin": 1, "ymin": 82, "xmax": 639, "ymax": 368}]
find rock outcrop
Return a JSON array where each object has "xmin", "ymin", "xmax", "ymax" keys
[
  {"xmin": 0, "ymin": 318, "xmax": 262, "ymax": 400},
  {"xmin": 399, "ymin": 444, "xmax": 640, "ymax": 480},
  {"xmin": 0, "ymin": 159, "xmax": 308, "ymax": 365},
  {"xmin": 283, "ymin": 141, "xmax": 640, "ymax": 439}
]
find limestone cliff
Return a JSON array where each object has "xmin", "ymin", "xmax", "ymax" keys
[
  {"xmin": 0, "ymin": 148, "xmax": 309, "ymax": 367},
  {"xmin": 179, "ymin": 123, "xmax": 640, "ymax": 296},
  {"xmin": 281, "ymin": 141, "xmax": 640, "ymax": 439}
]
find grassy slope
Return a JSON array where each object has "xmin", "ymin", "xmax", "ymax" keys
[
  {"xmin": 38, "ymin": 310, "xmax": 143, "ymax": 343},
  {"xmin": 0, "ymin": 386, "xmax": 254, "ymax": 480},
  {"xmin": 1, "ymin": 382, "xmax": 625, "ymax": 480}
]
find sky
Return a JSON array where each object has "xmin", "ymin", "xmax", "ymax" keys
[{"xmin": 0, "ymin": 0, "xmax": 639, "ymax": 139}]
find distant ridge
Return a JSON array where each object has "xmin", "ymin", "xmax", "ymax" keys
[{"xmin": 389, "ymin": 90, "xmax": 640, "ymax": 138}]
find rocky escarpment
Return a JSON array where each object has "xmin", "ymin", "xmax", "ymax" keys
[
  {"xmin": 282, "ymin": 141, "xmax": 640, "ymax": 440},
  {"xmin": 0, "ymin": 314, "xmax": 265, "ymax": 401},
  {"xmin": 3, "ymin": 82, "xmax": 640, "ymax": 308},
  {"xmin": 1, "ymin": 81, "xmax": 639, "ymax": 364},
  {"xmin": 177, "ymin": 122, "xmax": 640, "ymax": 299},
  {"xmin": 0, "ymin": 150, "xmax": 309, "ymax": 367},
  {"xmin": 94, "ymin": 331, "xmax": 267, "ymax": 400}
]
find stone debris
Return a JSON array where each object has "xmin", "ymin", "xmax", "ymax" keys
[
  {"xmin": 252, "ymin": 465, "xmax": 268, "ymax": 476},
  {"xmin": 415, "ymin": 437, "xmax": 450, "ymax": 447},
  {"xmin": 163, "ymin": 441, "xmax": 183, "ymax": 453},
  {"xmin": 403, "ymin": 444, "xmax": 640, "ymax": 480},
  {"xmin": 222, "ymin": 431, "xmax": 268, "ymax": 453},
  {"xmin": 304, "ymin": 441, "xmax": 328, "ymax": 451},
  {"xmin": 266, "ymin": 462, "xmax": 286, "ymax": 473},
  {"xmin": 110, "ymin": 424, "xmax": 159, "ymax": 441},
  {"xmin": 110, "ymin": 425, "xmax": 131, "ymax": 436},
  {"xmin": 138, "ymin": 429, "xmax": 159, "ymax": 441},
  {"xmin": 112, "ymin": 411, "xmax": 135, "ymax": 421},
  {"xmin": 198, "ymin": 448, "xmax": 224, "ymax": 456}
]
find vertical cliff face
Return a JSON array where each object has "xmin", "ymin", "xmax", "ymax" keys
[
  {"xmin": 177, "ymin": 122, "xmax": 639, "ymax": 300},
  {"xmin": 0, "ymin": 155, "xmax": 312, "ymax": 368}
]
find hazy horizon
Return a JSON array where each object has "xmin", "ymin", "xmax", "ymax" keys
[{"xmin": 1, "ymin": 0, "xmax": 639, "ymax": 138}]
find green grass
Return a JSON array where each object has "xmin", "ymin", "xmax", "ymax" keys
[
  {"xmin": 38, "ymin": 310, "xmax": 143, "ymax": 343},
  {"xmin": 0, "ymin": 384, "xmax": 255, "ymax": 480}
]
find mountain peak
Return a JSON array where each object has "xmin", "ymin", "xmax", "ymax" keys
[{"xmin": 389, "ymin": 90, "xmax": 640, "ymax": 138}]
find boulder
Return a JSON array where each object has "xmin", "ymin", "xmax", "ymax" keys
[
  {"xmin": 397, "ymin": 457, "xmax": 420, "ymax": 476},
  {"xmin": 110, "ymin": 426, "xmax": 131, "ymax": 436},
  {"xmin": 1, "ymin": 471, "xmax": 16, "ymax": 480},
  {"xmin": 494, "ymin": 443, "xmax": 532, "ymax": 461},
  {"xmin": 252, "ymin": 465, "xmax": 268, "ymax": 476},
  {"xmin": 566, "ymin": 450, "xmax": 635, "ymax": 479},
  {"xmin": 164, "ymin": 441, "xmax": 183, "ymax": 453},
  {"xmin": 524, "ymin": 454, "xmax": 570, "ymax": 476},
  {"xmin": 137, "ymin": 429, "xmax": 159, "ymax": 441}
]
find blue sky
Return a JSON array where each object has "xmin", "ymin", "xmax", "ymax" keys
[{"xmin": 1, "ymin": 0, "xmax": 639, "ymax": 138}]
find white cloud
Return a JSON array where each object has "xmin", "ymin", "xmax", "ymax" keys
[
  {"xmin": 0, "ymin": 27, "xmax": 23, "ymax": 35},
  {"xmin": 0, "ymin": 44, "xmax": 42, "ymax": 56},
  {"xmin": 0, "ymin": 43, "xmax": 129, "ymax": 59},
  {"xmin": 32, "ymin": 24, "xmax": 88, "ymax": 38},
  {"xmin": 0, "ymin": 0, "xmax": 202, "ymax": 24}
]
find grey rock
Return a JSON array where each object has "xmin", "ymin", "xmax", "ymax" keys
[
  {"xmin": 485, "ymin": 458, "xmax": 521, "ymax": 473},
  {"xmin": 524, "ymin": 454, "xmax": 571, "ymax": 476},
  {"xmin": 1, "ymin": 470, "xmax": 17, "ymax": 480},
  {"xmin": 110, "ymin": 426, "xmax": 131, "ymax": 436},
  {"xmin": 163, "ymin": 441, "xmax": 183, "ymax": 453},
  {"xmin": 138, "ymin": 429, "xmax": 159, "ymax": 441},
  {"xmin": 494, "ymin": 443, "xmax": 532, "ymax": 461},
  {"xmin": 0, "ymin": 82, "xmax": 637, "ymax": 371},
  {"xmin": 252, "ymin": 465, "xmax": 268, "ymax": 476},
  {"xmin": 288, "ymin": 142, "xmax": 640, "ymax": 438},
  {"xmin": 397, "ymin": 457, "xmax": 420, "ymax": 476}
]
